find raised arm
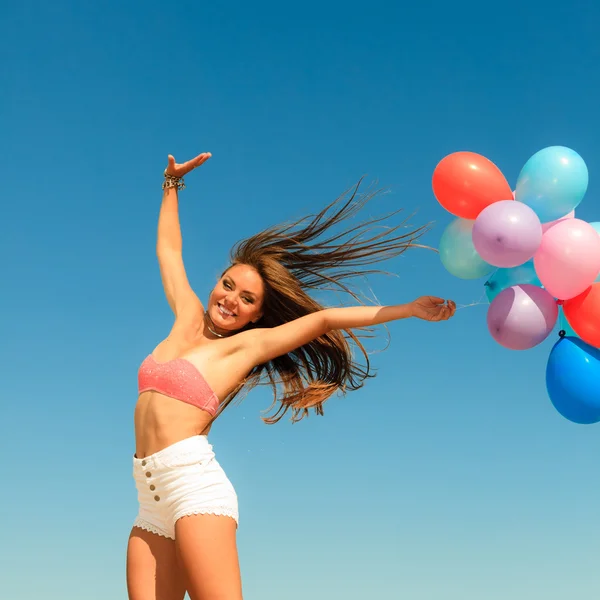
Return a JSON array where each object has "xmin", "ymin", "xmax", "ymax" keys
[
  {"xmin": 157, "ymin": 152, "xmax": 211, "ymax": 319},
  {"xmin": 243, "ymin": 296, "xmax": 456, "ymax": 365}
]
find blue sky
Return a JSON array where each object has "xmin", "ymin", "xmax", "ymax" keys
[{"xmin": 2, "ymin": 1, "xmax": 600, "ymax": 598}]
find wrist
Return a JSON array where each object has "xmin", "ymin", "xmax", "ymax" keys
[
  {"xmin": 401, "ymin": 302, "xmax": 415, "ymax": 319},
  {"xmin": 375, "ymin": 303, "xmax": 414, "ymax": 324},
  {"xmin": 162, "ymin": 170, "xmax": 185, "ymax": 191}
]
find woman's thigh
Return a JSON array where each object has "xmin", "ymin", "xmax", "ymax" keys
[
  {"xmin": 127, "ymin": 526, "xmax": 187, "ymax": 600},
  {"xmin": 175, "ymin": 514, "xmax": 242, "ymax": 600}
]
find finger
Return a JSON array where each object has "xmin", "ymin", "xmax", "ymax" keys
[
  {"xmin": 439, "ymin": 305, "xmax": 451, "ymax": 320},
  {"xmin": 195, "ymin": 152, "xmax": 212, "ymax": 166},
  {"xmin": 181, "ymin": 152, "xmax": 212, "ymax": 171},
  {"xmin": 192, "ymin": 153, "xmax": 207, "ymax": 163},
  {"xmin": 167, "ymin": 155, "xmax": 176, "ymax": 168},
  {"xmin": 428, "ymin": 296, "xmax": 445, "ymax": 305}
]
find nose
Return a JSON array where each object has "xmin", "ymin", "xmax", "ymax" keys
[{"xmin": 223, "ymin": 294, "xmax": 238, "ymax": 308}]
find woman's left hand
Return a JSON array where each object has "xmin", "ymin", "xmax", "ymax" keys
[
  {"xmin": 165, "ymin": 152, "xmax": 212, "ymax": 178},
  {"xmin": 409, "ymin": 296, "xmax": 456, "ymax": 322}
]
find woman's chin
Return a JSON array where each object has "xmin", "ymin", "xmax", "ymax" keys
[
  {"xmin": 211, "ymin": 307, "xmax": 242, "ymax": 330},
  {"xmin": 211, "ymin": 307, "xmax": 228, "ymax": 325}
]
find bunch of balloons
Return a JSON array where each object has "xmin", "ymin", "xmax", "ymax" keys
[{"xmin": 433, "ymin": 146, "xmax": 600, "ymax": 424}]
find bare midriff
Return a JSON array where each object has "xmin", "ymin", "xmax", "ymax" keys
[{"xmin": 134, "ymin": 391, "xmax": 214, "ymax": 459}]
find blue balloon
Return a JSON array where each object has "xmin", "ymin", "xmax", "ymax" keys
[
  {"xmin": 546, "ymin": 336, "xmax": 600, "ymax": 424},
  {"xmin": 484, "ymin": 260, "xmax": 542, "ymax": 302},
  {"xmin": 439, "ymin": 218, "xmax": 494, "ymax": 280},
  {"xmin": 515, "ymin": 146, "xmax": 588, "ymax": 223}
]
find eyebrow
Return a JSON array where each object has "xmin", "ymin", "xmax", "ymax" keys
[{"xmin": 224, "ymin": 276, "xmax": 257, "ymax": 297}]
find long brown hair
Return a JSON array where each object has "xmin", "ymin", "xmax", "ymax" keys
[{"xmin": 220, "ymin": 179, "xmax": 431, "ymax": 424}]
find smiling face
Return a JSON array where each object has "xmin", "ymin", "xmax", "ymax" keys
[{"xmin": 207, "ymin": 263, "xmax": 266, "ymax": 333}]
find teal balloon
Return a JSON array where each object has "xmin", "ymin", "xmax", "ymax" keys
[
  {"xmin": 590, "ymin": 222, "xmax": 600, "ymax": 282},
  {"xmin": 439, "ymin": 218, "xmax": 494, "ymax": 280},
  {"xmin": 515, "ymin": 146, "xmax": 588, "ymax": 223},
  {"xmin": 558, "ymin": 306, "xmax": 578, "ymax": 337},
  {"xmin": 546, "ymin": 336, "xmax": 600, "ymax": 424},
  {"xmin": 484, "ymin": 260, "xmax": 542, "ymax": 302}
]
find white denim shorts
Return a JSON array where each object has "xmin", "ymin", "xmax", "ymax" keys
[{"xmin": 132, "ymin": 435, "xmax": 238, "ymax": 539}]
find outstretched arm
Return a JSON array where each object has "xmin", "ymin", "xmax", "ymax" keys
[
  {"xmin": 243, "ymin": 297, "xmax": 456, "ymax": 365},
  {"xmin": 157, "ymin": 152, "xmax": 211, "ymax": 319}
]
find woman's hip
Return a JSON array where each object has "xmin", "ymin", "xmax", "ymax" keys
[{"xmin": 132, "ymin": 435, "xmax": 236, "ymax": 505}]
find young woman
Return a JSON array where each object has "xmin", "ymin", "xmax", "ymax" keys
[{"xmin": 126, "ymin": 151, "xmax": 456, "ymax": 600}]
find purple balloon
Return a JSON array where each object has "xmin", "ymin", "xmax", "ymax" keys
[
  {"xmin": 487, "ymin": 284, "xmax": 558, "ymax": 350},
  {"xmin": 473, "ymin": 200, "xmax": 542, "ymax": 267}
]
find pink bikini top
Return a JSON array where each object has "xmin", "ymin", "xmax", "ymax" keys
[{"xmin": 138, "ymin": 354, "xmax": 220, "ymax": 416}]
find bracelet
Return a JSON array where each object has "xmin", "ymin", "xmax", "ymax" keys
[{"xmin": 162, "ymin": 169, "xmax": 185, "ymax": 191}]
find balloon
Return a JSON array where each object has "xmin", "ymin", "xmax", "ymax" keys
[
  {"xmin": 590, "ymin": 222, "xmax": 600, "ymax": 283},
  {"xmin": 534, "ymin": 218, "xmax": 600, "ymax": 300},
  {"xmin": 541, "ymin": 210, "xmax": 575, "ymax": 234},
  {"xmin": 546, "ymin": 336, "xmax": 600, "ymax": 424},
  {"xmin": 562, "ymin": 283, "xmax": 600, "ymax": 347},
  {"xmin": 558, "ymin": 306, "xmax": 578, "ymax": 338},
  {"xmin": 486, "ymin": 284, "xmax": 558, "ymax": 350},
  {"xmin": 515, "ymin": 146, "xmax": 588, "ymax": 223},
  {"xmin": 439, "ymin": 218, "xmax": 494, "ymax": 279},
  {"xmin": 484, "ymin": 260, "xmax": 542, "ymax": 302},
  {"xmin": 472, "ymin": 200, "xmax": 542, "ymax": 267},
  {"xmin": 432, "ymin": 152, "xmax": 513, "ymax": 220}
]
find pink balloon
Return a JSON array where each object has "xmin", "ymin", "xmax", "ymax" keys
[
  {"xmin": 534, "ymin": 218, "xmax": 600, "ymax": 300},
  {"xmin": 541, "ymin": 210, "xmax": 575, "ymax": 234},
  {"xmin": 487, "ymin": 284, "xmax": 558, "ymax": 350},
  {"xmin": 472, "ymin": 200, "xmax": 542, "ymax": 268}
]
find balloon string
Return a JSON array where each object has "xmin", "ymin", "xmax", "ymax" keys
[{"xmin": 455, "ymin": 288, "xmax": 489, "ymax": 311}]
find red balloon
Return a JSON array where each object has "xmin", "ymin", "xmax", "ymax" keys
[
  {"xmin": 563, "ymin": 283, "xmax": 600, "ymax": 347},
  {"xmin": 432, "ymin": 152, "xmax": 513, "ymax": 219}
]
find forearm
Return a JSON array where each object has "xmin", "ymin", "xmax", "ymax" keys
[
  {"xmin": 157, "ymin": 188, "xmax": 182, "ymax": 253},
  {"xmin": 323, "ymin": 304, "xmax": 414, "ymax": 330}
]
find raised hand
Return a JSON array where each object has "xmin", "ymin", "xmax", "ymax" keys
[
  {"xmin": 409, "ymin": 296, "xmax": 456, "ymax": 322},
  {"xmin": 165, "ymin": 152, "xmax": 212, "ymax": 178}
]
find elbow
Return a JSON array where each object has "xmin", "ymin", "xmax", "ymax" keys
[
  {"xmin": 156, "ymin": 245, "xmax": 181, "ymax": 258},
  {"xmin": 320, "ymin": 308, "xmax": 335, "ymax": 334}
]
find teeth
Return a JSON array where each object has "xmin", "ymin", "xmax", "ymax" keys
[{"xmin": 218, "ymin": 304, "xmax": 234, "ymax": 317}]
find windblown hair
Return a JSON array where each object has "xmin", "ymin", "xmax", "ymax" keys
[{"xmin": 220, "ymin": 179, "xmax": 431, "ymax": 424}]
